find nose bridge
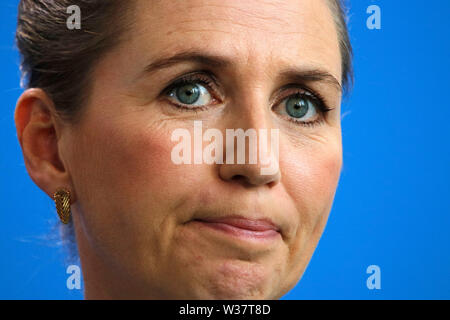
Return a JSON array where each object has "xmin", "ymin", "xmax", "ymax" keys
[
  {"xmin": 226, "ymin": 82, "xmax": 267, "ymax": 160},
  {"xmin": 231, "ymin": 79, "xmax": 272, "ymax": 129},
  {"xmin": 230, "ymin": 45, "xmax": 271, "ymax": 128},
  {"xmin": 218, "ymin": 84, "xmax": 281, "ymax": 187}
]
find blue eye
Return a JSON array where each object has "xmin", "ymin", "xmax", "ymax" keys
[
  {"xmin": 167, "ymin": 81, "xmax": 213, "ymax": 107},
  {"xmin": 275, "ymin": 93, "xmax": 319, "ymax": 122}
]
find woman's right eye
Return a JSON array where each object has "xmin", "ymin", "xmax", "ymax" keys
[{"xmin": 166, "ymin": 81, "xmax": 214, "ymax": 109}]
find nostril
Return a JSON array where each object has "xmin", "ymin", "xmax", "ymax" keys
[{"xmin": 231, "ymin": 174, "xmax": 246, "ymax": 181}]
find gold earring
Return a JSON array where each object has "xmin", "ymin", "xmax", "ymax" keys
[{"xmin": 53, "ymin": 188, "xmax": 71, "ymax": 224}]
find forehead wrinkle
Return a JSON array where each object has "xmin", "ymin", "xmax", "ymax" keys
[
  {"xmin": 163, "ymin": 1, "xmax": 301, "ymax": 30},
  {"xmin": 174, "ymin": 24, "xmax": 338, "ymax": 52},
  {"xmin": 183, "ymin": 4, "xmax": 290, "ymax": 26},
  {"xmin": 154, "ymin": 0, "xmax": 334, "ymax": 36}
]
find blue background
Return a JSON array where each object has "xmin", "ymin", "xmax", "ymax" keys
[{"xmin": 1, "ymin": 0, "xmax": 449, "ymax": 299}]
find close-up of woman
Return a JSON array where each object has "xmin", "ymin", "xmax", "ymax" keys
[
  {"xmin": 2, "ymin": 0, "xmax": 449, "ymax": 302},
  {"xmin": 13, "ymin": 0, "xmax": 352, "ymax": 299}
]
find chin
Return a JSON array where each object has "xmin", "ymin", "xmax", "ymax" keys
[{"xmin": 179, "ymin": 258, "xmax": 281, "ymax": 300}]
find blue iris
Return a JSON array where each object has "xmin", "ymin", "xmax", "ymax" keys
[
  {"xmin": 285, "ymin": 95, "xmax": 311, "ymax": 118},
  {"xmin": 176, "ymin": 83, "xmax": 200, "ymax": 105}
]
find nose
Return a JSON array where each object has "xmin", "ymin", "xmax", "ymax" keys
[
  {"xmin": 218, "ymin": 109, "xmax": 281, "ymax": 188},
  {"xmin": 219, "ymin": 160, "xmax": 281, "ymax": 186}
]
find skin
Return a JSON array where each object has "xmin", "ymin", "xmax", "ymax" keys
[{"xmin": 15, "ymin": 0, "xmax": 343, "ymax": 299}]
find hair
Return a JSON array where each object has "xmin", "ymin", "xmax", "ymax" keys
[
  {"xmin": 15, "ymin": 0, "xmax": 133, "ymax": 124},
  {"xmin": 327, "ymin": 0, "xmax": 353, "ymax": 94},
  {"xmin": 15, "ymin": 0, "xmax": 353, "ymax": 260}
]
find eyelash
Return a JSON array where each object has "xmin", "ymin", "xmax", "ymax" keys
[{"xmin": 162, "ymin": 73, "xmax": 333, "ymax": 127}]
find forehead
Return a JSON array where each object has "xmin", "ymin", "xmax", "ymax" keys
[{"xmin": 127, "ymin": 0, "xmax": 341, "ymax": 82}]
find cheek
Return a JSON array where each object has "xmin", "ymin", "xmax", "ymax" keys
[
  {"xmin": 68, "ymin": 117, "xmax": 204, "ymax": 239},
  {"xmin": 280, "ymin": 139, "xmax": 342, "ymax": 230},
  {"xmin": 277, "ymin": 137, "xmax": 342, "ymax": 289},
  {"xmin": 114, "ymin": 123, "xmax": 213, "ymax": 206},
  {"xmin": 74, "ymin": 121, "xmax": 175, "ymax": 197}
]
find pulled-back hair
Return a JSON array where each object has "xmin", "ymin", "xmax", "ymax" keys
[{"xmin": 16, "ymin": 0, "xmax": 132, "ymax": 124}]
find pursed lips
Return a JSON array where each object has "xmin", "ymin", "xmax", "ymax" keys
[
  {"xmin": 194, "ymin": 216, "xmax": 280, "ymax": 232},
  {"xmin": 190, "ymin": 215, "xmax": 282, "ymax": 240}
]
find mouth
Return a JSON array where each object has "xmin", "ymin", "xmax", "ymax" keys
[{"xmin": 190, "ymin": 216, "xmax": 281, "ymax": 241}]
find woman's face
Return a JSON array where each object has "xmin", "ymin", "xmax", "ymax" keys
[{"xmin": 62, "ymin": 0, "xmax": 343, "ymax": 299}]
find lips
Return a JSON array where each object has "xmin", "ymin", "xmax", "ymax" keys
[
  {"xmin": 193, "ymin": 216, "xmax": 280, "ymax": 232},
  {"xmin": 188, "ymin": 214, "xmax": 283, "ymax": 243}
]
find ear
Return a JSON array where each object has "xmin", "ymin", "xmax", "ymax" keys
[{"xmin": 14, "ymin": 88, "xmax": 75, "ymax": 203}]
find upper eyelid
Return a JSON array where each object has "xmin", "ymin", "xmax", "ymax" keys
[
  {"xmin": 165, "ymin": 71, "xmax": 220, "ymax": 91},
  {"xmin": 275, "ymin": 88, "xmax": 316, "ymax": 104}
]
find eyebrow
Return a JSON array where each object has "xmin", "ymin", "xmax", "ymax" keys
[
  {"xmin": 278, "ymin": 68, "xmax": 342, "ymax": 93},
  {"xmin": 144, "ymin": 50, "xmax": 230, "ymax": 73},
  {"xmin": 143, "ymin": 50, "xmax": 342, "ymax": 93}
]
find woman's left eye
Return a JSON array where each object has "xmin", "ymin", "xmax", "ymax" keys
[
  {"xmin": 166, "ymin": 81, "xmax": 214, "ymax": 108},
  {"xmin": 273, "ymin": 93, "xmax": 321, "ymax": 123}
]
